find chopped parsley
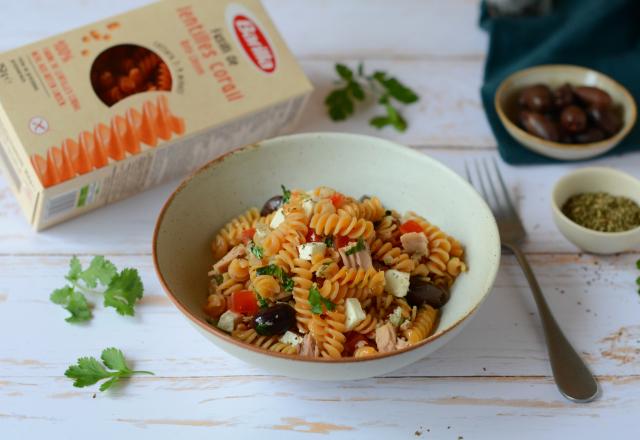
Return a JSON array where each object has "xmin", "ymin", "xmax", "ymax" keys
[
  {"xmin": 248, "ymin": 241, "xmax": 264, "ymax": 259},
  {"xmin": 255, "ymin": 292, "xmax": 269, "ymax": 309},
  {"xmin": 213, "ymin": 273, "xmax": 223, "ymax": 285},
  {"xmin": 308, "ymin": 284, "xmax": 335, "ymax": 314},
  {"xmin": 345, "ymin": 237, "xmax": 366, "ymax": 256},
  {"xmin": 324, "ymin": 236, "xmax": 334, "ymax": 248},
  {"xmin": 281, "ymin": 185, "xmax": 291, "ymax": 204},
  {"xmin": 256, "ymin": 264, "xmax": 294, "ymax": 293}
]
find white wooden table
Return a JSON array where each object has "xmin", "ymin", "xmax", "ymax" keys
[{"xmin": 2, "ymin": 1, "xmax": 640, "ymax": 438}]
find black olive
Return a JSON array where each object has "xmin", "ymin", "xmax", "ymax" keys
[
  {"xmin": 253, "ymin": 303, "xmax": 296, "ymax": 336},
  {"xmin": 519, "ymin": 110, "xmax": 560, "ymax": 142},
  {"xmin": 260, "ymin": 195, "xmax": 283, "ymax": 216},
  {"xmin": 553, "ymin": 83, "xmax": 575, "ymax": 108},
  {"xmin": 406, "ymin": 277, "xmax": 450, "ymax": 309},
  {"xmin": 518, "ymin": 84, "xmax": 553, "ymax": 112},
  {"xmin": 587, "ymin": 106, "xmax": 622, "ymax": 135},
  {"xmin": 560, "ymin": 105, "xmax": 587, "ymax": 133}
]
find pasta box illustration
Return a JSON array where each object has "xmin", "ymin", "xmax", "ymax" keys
[{"xmin": 0, "ymin": 0, "xmax": 312, "ymax": 230}]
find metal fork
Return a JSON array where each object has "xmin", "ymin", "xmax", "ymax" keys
[{"xmin": 465, "ymin": 157, "xmax": 599, "ymax": 403}]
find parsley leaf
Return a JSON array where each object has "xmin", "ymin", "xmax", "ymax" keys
[
  {"xmin": 345, "ymin": 237, "xmax": 366, "ymax": 256},
  {"xmin": 308, "ymin": 284, "xmax": 335, "ymax": 315},
  {"xmin": 281, "ymin": 185, "xmax": 291, "ymax": 204},
  {"xmin": 77, "ymin": 256, "xmax": 117, "ymax": 288},
  {"xmin": 51, "ymin": 256, "xmax": 144, "ymax": 322},
  {"xmin": 255, "ymin": 292, "xmax": 269, "ymax": 309},
  {"xmin": 50, "ymin": 286, "xmax": 92, "ymax": 323},
  {"xmin": 325, "ymin": 62, "xmax": 418, "ymax": 132},
  {"xmin": 103, "ymin": 268, "xmax": 144, "ymax": 316},
  {"xmin": 324, "ymin": 236, "xmax": 334, "ymax": 248},
  {"xmin": 65, "ymin": 347, "xmax": 153, "ymax": 392},
  {"xmin": 249, "ymin": 241, "xmax": 264, "ymax": 259},
  {"xmin": 256, "ymin": 264, "xmax": 294, "ymax": 293}
]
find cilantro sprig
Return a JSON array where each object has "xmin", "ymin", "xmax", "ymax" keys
[
  {"xmin": 324, "ymin": 236, "xmax": 334, "ymax": 248},
  {"xmin": 50, "ymin": 256, "xmax": 144, "ymax": 323},
  {"xmin": 345, "ymin": 237, "xmax": 366, "ymax": 256},
  {"xmin": 248, "ymin": 241, "xmax": 264, "ymax": 259},
  {"xmin": 308, "ymin": 284, "xmax": 335, "ymax": 315},
  {"xmin": 256, "ymin": 264, "xmax": 294, "ymax": 293},
  {"xmin": 65, "ymin": 347, "xmax": 153, "ymax": 392},
  {"xmin": 281, "ymin": 185, "xmax": 291, "ymax": 204},
  {"xmin": 325, "ymin": 63, "xmax": 419, "ymax": 132}
]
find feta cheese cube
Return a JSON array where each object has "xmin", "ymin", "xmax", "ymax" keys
[
  {"xmin": 254, "ymin": 222, "xmax": 270, "ymax": 243},
  {"xmin": 279, "ymin": 331, "xmax": 303, "ymax": 347},
  {"xmin": 269, "ymin": 208, "xmax": 286, "ymax": 229},
  {"xmin": 302, "ymin": 198, "xmax": 315, "ymax": 217},
  {"xmin": 388, "ymin": 306, "xmax": 404, "ymax": 327},
  {"xmin": 345, "ymin": 298, "xmax": 366, "ymax": 331},
  {"xmin": 217, "ymin": 310, "xmax": 240, "ymax": 333},
  {"xmin": 297, "ymin": 242, "xmax": 326, "ymax": 261},
  {"xmin": 384, "ymin": 269, "xmax": 410, "ymax": 298}
]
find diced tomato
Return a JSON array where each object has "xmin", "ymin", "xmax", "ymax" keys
[
  {"xmin": 399, "ymin": 220, "xmax": 424, "ymax": 234},
  {"xmin": 230, "ymin": 290, "xmax": 259, "ymax": 315},
  {"xmin": 330, "ymin": 192, "xmax": 345, "ymax": 208},
  {"xmin": 335, "ymin": 235, "xmax": 351, "ymax": 249},
  {"xmin": 306, "ymin": 229, "xmax": 321, "ymax": 243},
  {"xmin": 240, "ymin": 228, "xmax": 256, "ymax": 244},
  {"xmin": 343, "ymin": 332, "xmax": 370, "ymax": 356}
]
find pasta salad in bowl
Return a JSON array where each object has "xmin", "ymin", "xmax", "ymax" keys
[{"xmin": 153, "ymin": 132, "xmax": 500, "ymax": 379}]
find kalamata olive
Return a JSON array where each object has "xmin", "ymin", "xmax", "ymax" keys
[
  {"xmin": 573, "ymin": 127, "xmax": 606, "ymax": 144},
  {"xmin": 574, "ymin": 86, "xmax": 612, "ymax": 108},
  {"xmin": 406, "ymin": 277, "xmax": 450, "ymax": 309},
  {"xmin": 560, "ymin": 105, "xmax": 587, "ymax": 133},
  {"xmin": 519, "ymin": 110, "xmax": 560, "ymax": 141},
  {"xmin": 587, "ymin": 105, "xmax": 622, "ymax": 135},
  {"xmin": 553, "ymin": 83, "xmax": 574, "ymax": 108},
  {"xmin": 518, "ymin": 84, "xmax": 553, "ymax": 112},
  {"xmin": 253, "ymin": 303, "xmax": 296, "ymax": 336},
  {"xmin": 260, "ymin": 195, "xmax": 283, "ymax": 216}
]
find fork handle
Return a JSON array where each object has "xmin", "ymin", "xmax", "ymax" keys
[{"xmin": 506, "ymin": 244, "xmax": 599, "ymax": 402}]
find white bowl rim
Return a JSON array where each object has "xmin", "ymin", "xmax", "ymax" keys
[
  {"xmin": 551, "ymin": 166, "xmax": 640, "ymax": 237},
  {"xmin": 152, "ymin": 132, "xmax": 501, "ymax": 363},
  {"xmin": 494, "ymin": 64, "xmax": 637, "ymax": 151}
]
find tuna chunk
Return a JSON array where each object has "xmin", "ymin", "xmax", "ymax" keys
[
  {"xmin": 299, "ymin": 333, "xmax": 320, "ymax": 357},
  {"xmin": 213, "ymin": 244, "xmax": 246, "ymax": 273},
  {"xmin": 401, "ymin": 232, "xmax": 428, "ymax": 255},
  {"xmin": 339, "ymin": 243, "xmax": 373, "ymax": 269},
  {"xmin": 375, "ymin": 322, "xmax": 397, "ymax": 353}
]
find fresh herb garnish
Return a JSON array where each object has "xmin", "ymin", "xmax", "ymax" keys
[
  {"xmin": 324, "ymin": 236, "xmax": 334, "ymax": 248},
  {"xmin": 213, "ymin": 273, "xmax": 224, "ymax": 285},
  {"xmin": 256, "ymin": 264, "xmax": 294, "ymax": 293},
  {"xmin": 325, "ymin": 62, "xmax": 419, "ymax": 132},
  {"xmin": 345, "ymin": 237, "xmax": 366, "ymax": 256},
  {"xmin": 281, "ymin": 185, "xmax": 291, "ymax": 204},
  {"xmin": 249, "ymin": 241, "xmax": 264, "ymax": 259},
  {"xmin": 308, "ymin": 284, "xmax": 335, "ymax": 314},
  {"xmin": 64, "ymin": 347, "xmax": 153, "ymax": 392},
  {"xmin": 256, "ymin": 292, "xmax": 269, "ymax": 309},
  {"xmin": 50, "ymin": 256, "xmax": 144, "ymax": 322}
]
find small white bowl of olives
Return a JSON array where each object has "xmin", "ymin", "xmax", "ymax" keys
[{"xmin": 495, "ymin": 64, "xmax": 637, "ymax": 161}]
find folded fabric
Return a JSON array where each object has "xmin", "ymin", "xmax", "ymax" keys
[{"xmin": 479, "ymin": 0, "xmax": 640, "ymax": 164}]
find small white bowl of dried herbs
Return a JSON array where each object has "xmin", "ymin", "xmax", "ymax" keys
[{"xmin": 552, "ymin": 167, "xmax": 640, "ymax": 254}]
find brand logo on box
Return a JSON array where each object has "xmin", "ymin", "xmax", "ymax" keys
[{"xmin": 226, "ymin": 4, "xmax": 277, "ymax": 74}]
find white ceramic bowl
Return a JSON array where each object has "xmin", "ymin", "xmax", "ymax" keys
[
  {"xmin": 552, "ymin": 167, "xmax": 640, "ymax": 254},
  {"xmin": 153, "ymin": 132, "xmax": 501, "ymax": 380},
  {"xmin": 495, "ymin": 65, "xmax": 637, "ymax": 161}
]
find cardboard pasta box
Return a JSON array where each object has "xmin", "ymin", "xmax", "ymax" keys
[{"xmin": 0, "ymin": 0, "xmax": 312, "ymax": 230}]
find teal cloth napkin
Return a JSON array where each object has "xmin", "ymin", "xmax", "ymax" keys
[{"xmin": 480, "ymin": 0, "xmax": 640, "ymax": 164}]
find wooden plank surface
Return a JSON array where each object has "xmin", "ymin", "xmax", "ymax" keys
[{"xmin": 1, "ymin": 0, "xmax": 639, "ymax": 438}]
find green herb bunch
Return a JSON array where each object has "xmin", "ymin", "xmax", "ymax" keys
[
  {"xmin": 50, "ymin": 256, "xmax": 144, "ymax": 322},
  {"xmin": 325, "ymin": 63, "xmax": 419, "ymax": 132}
]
